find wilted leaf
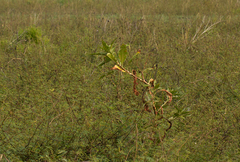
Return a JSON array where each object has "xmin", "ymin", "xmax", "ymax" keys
[{"xmin": 111, "ymin": 65, "xmax": 125, "ymax": 72}]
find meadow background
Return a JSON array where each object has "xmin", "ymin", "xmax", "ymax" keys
[{"xmin": 0, "ymin": 0, "xmax": 240, "ymax": 161}]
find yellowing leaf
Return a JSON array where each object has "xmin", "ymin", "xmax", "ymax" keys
[{"xmin": 111, "ymin": 65, "xmax": 125, "ymax": 72}]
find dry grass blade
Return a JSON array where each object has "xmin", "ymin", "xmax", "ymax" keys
[
  {"xmin": 191, "ymin": 16, "xmax": 222, "ymax": 44},
  {"xmin": 0, "ymin": 154, "xmax": 10, "ymax": 162}
]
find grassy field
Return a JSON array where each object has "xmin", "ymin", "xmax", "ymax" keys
[{"xmin": 0, "ymin": 0, "xmax": 240, "ymax": 161}]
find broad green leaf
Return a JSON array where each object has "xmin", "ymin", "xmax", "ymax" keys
[
  {"xmin": 118, "ymin": 44, "xmax": 128, "ymax": 65},
  {"xmin": 107, "ymin": 53, "xmax": 117, "ymax": 62}
]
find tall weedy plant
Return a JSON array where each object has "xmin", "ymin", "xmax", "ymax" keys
[{"xmin": 91, "ymin": 40, "xmax": 189, "ymax": 142}]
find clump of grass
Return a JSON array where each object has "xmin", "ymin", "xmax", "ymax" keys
[{"xmin": 182, "ymin": 15, "xmax": 222, "ymax": 50}]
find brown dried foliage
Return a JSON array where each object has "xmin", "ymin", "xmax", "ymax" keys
[{"xmin": 133, "ymin": 70, "xmax": 139, "ymax": 96}]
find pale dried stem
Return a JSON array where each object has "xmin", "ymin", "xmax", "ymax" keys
[{"xmin": 191, "ymin": 16, "xmax": 222, "ymax": 44}]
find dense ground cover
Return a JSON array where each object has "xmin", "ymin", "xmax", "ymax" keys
[{"xmin": 0, "ymin": 0, "xmax": 240, "ymax": 161}]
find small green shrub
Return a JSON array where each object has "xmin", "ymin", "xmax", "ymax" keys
[{"xmin": 91, "ymin": 40, "xmax": 190, "ymax": 143}]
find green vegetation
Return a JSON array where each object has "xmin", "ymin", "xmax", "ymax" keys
[{"xmin": 0, "ymin": 0, "xmax": 239, "ymax": 161}]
